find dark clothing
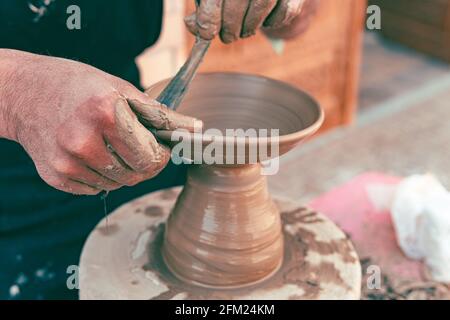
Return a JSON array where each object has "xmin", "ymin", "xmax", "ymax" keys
[{"xmin": 0, "ymin": 0, "xmax": 183, "ymax": 299}]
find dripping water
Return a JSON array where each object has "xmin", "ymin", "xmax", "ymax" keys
[{"xmin": 101, "ymin": 190, "xmax": 110, "ymax": 231}]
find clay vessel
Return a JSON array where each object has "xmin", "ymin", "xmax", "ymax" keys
[{"xmin": 146, "ymin": 73, "xmax": 323, "ymax": 288}]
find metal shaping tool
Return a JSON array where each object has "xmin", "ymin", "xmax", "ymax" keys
[
  {"xmin": 156, "ymin": 0, "xmax": 209, "ymax": 111},
  {"xmin": 156, "ymin": 37, "xmax": 210, "ymax": 111}
]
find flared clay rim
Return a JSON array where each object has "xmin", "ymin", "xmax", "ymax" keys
[{"xmin": 154, "ymin": 72, "xmax": 325, "ymax": 146}]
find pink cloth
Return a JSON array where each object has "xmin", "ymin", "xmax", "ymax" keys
[{"xmin": 308, "ymin": 172, "xmax": 423, "ymax": 280}]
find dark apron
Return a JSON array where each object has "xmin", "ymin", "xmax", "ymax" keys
[{"xmin": 0, "ymin": 0, "xmax": 185, "ymax": 299}]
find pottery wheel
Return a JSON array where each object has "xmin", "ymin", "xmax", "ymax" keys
[{"xmin": 79, "ymin": 187, "xmax": 361, "ymax": 300}]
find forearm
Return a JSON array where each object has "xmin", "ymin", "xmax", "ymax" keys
[
  {"xmin": 0, "ymin": 49, "xmax": 30, "ymax": 141},
  {"xmin": 0, "ymin": 49, "xmax": 56, "ymax": 143}
]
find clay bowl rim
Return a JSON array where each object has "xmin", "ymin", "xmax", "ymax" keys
[{"xmin": 154, "ymin": 72, "xmax": 325, "ymax": 146}]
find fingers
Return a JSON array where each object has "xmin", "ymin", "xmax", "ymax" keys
[
  {"xmin": 190, "ymin": 0, "xmax": 224, "ymax": 40},
  {"xmin": 56, "ymin": 118, "xmax": 135, "ymax": 185},
  {"xmin": 35, "ymin": 164, "xmax": 101, "ymax": 196},
  {"xmin": 242, "ymin": 0, "xmax": 277, "ymax": 38},
  {"xmin": 60, "ymin": 179, "xmax": 101, "ymax": 195},
  {"xmin": 105, "ymin": 99, "xmax": 171, "ymax": 176},
  {"xmin": 220, "ymin": 0, "xmax": 250, "ymax": 43},
  {"xmin": 54, "ymin": 96, "xmax": 172, "ymax": 193},
  {"xmin": 62, "ymin": 162, "xmax": 122, "ymax": 191},
  {"xmin": 39, "ymin": 154, "xmax": 120, "ymax": 195},
  {"xmin": 49, "ymin": 78, "xmax": 189, "ymax": 195},
  {"xmin": 128, "ymin": 98, "xmax": 201, "ymax": 132},
  {"xmin": 264, "ymin": 0, "xmax": 305, "ymax": 29},
  {"xmin": 184, "ymin": 13, "xmax": 198, "ymax": 35},
  {"xmin": 116, "ymin": 80, "xmax": 201, "ymax": 132},
  {"xmin": 185, "ymin": 0, "xmax": 305, "ymax": 43}
]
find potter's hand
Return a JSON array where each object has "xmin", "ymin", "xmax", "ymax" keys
[
  {"xmin": 185, "ymin": 0, "xmax": 307, "ymax": 43},
  {"xmin": 0, "ymin": 50, "xmax": 199, "ymax": 195}
]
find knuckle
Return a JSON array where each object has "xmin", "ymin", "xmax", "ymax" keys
[
  {"xmin": 51, "ymin": 158, "xmax": 78, "ymax": 177},
  {"xmin": 99, "ymin": 104, "xmax": 116, "ymax": 126},
  {"xmin": 64, "ymin": 134, "xmax": 93, "ymax": 157},
  {"xmin": 82, "ymin": 94, "xmax": 117, "ymax": 125},
  {"xmin": 82, "ymin": 95, "xmax": 105, "ymax": 109},
  {"xmin": 116, "ymin": 79, "xmax": 135, "ymax": 93}
]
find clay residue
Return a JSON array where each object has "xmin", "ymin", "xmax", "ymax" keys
[
  {"xmin": 292, "ymin": 225, "xmax": 358, "ymax": 265},
  {"xmin": 282, "ymin": 207, "xmax": 325, "ymax": 224},
  {"xmin": 159, "ymin": 188, "xmax": 178, "ymax": 200},
  {"xmin": 195, "ymin": 0, "xmax": 223, "ymax": 40},
  {"xmin": 96, "ymin": 223, "xmax": 119, "ymax": 236},
  {"xmin": 142, "ymin": 207, "xmax": 359, "ymax": 300},
  {"xmin": 283, "ymin": 207, "xmax": 358, "ymax": 264},
  {"xmin": 219, "ymin": 0, "xmax": 249, "ymax": 43},
  {"xmin": 360, "ymin": 257, "xmax": 450, "ymax": 300},
  {"xmin": 241, "ymin": 0, "xmax": 277, "ymax": 38},
  {"xmin": 144, "ymin": 205, "xmax": 165, "ymax": 217},
  {"xmin": 161, "ymin": 165, "xmax": 284, "ymax": 288}
]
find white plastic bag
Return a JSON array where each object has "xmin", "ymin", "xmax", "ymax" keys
[{"xmin": 367, "ymin": 174, "xmax": 450, "ymax": 283}]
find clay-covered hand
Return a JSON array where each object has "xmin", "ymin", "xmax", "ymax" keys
[
  {"xmin": 185, "ymin": 0, "xmax": 307, "ymax": 43},
  {"xmin": 5, "ymin": 52, "xmax": 199, "ymax": 195}
]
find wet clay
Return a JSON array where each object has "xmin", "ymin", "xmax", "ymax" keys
[
  {"xmin": 162, "ymin": 164, "xmax": 284, "ymax": 288},
  {"xmin": 186, "ymin": 0, "xmax": 307, "ymax": 42},
  {"xmin": 194, "ymin": 0, "xmax": 224, "ymax": 40},
  {"xmin": 148, "ymin": 73, "xmax": 324, "ymax": 164},
  {"xmin": 145, "ymin": 73, "xmax": 323, "ymax": 288},
  {"xmin": 143, "ymin": 73, "xmax": 323, "ymax": 288},
  {"xmin": 147, "ymin": 207, "xmax": 357, "ymax": 299},
  {"xmin": 79, "ymin": 188, "xmax": 361, "ymax": 300},
  {"xmin": 241, "ymin": 0, "xmax": 278, "ymax": 38},
  {"xmin": 219, "ymin": 0, "xmax": 250, "ymax": 42}
]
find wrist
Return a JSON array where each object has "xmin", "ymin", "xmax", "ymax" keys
[
  {"xmin": 0, "ymin": 50, "xmax": 21, "ymax": 141},
  {"xmin": 0, "ymin": 49, "xmax": 46, "ymax": 142}
]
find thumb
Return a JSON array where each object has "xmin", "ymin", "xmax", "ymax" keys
[
  {"xmin": 117, "ymin": 81, "xmax": 202, "ymax": 132},
  {"xmin": 127, "ymin": 98, "xmax": 202, "ymax": 132}
]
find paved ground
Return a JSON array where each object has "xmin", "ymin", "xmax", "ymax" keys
[{"xmin": 358, "ymin": 32, "xmax": 450, "ymax": 112}]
